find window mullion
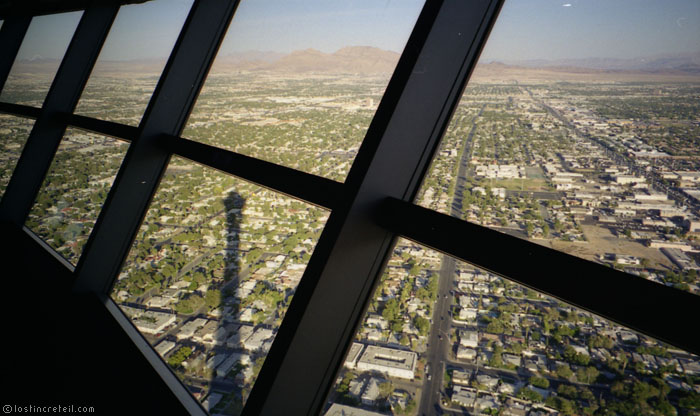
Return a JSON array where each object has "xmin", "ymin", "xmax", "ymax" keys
[
  {"xmin": 243, "ymin": 0, "xmax": 505, "ymax": 414},
  {"xmin": 0, "ymin": 5, "xmax": 118, "ymax": 226},
  {"xmin": 72, "ymin": 0, "xmax": 239, "ymax": 295},
  {"xmin": 70, "ymin": 1, "xmax": 241, "ymax": 412},
  {"xmin": 378, "ymin": 197, "xmax": 700, "ymax": 356}
]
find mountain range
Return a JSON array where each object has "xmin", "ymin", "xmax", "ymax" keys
[
  {"xmin": 10, "ymin": 47, "xmax": 700, "ymax": 76},
  {"xmin": 493, "ymin": 51, "xmax": 700, "ymax": 74}
]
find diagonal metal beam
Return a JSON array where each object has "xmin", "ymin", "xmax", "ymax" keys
[
  {"xmin": 0, "ymin": 102, "xmax": 41, "ymax": 119},
  {"xmin": 164, "ymin": 135, "xmax": 343, "ymax": 210},
  {"xmin": 61, "ymin": 112, "xmax": 138, "ymax": 142},
  {"xmin": 243, "ymin": 0, "xmax": 505, "ymax": 414},
  {"xmin": 0, "ymin": 4, "xmax": 118, "ymax": 225},
  {"xmin": 377, "ymin": 197, "xmax": 700, "ymax": 355},
  {"xmin": 73, "ymin": 0, "xmax": 240, "ymax": 295},
  {"xmin": 71, "ymin": 1, "xmax": 242, "ymax": 413}
]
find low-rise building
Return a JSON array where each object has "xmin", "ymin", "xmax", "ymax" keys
[
  {"xmin": 662, "ymin": 247, "xmax": 700, "ymax": 270},
  {"xmin": 177, "ymin": 318, "xmax": 208, "ymax": 340},
  {"xmin": 502, "ymin": 399, "xmax": 529, "ymax": 416},
  {"xmin": 356, "ymin": 345, "xmax": 417, "ymax": 380},
  {"xmin": 361, "ymin": 377, "xmax": 382, "ymax": 405},
  {"xmin": 243, "ymin": 327, "xmax": 274, "ymax": 352},
  {"xmin": 475, "ymin": 394, "xmax": 499, "ymax": 412},
  {"xmin": 344, "ymin": 343, "xmax": 365, "ymax": 369},
  {"xmin": 202, "ymin": 393, "xmax": 222, "ymax": 412},
  {"xmin": 476, "ymin": 373, "xmax": 499, "ymax": 390},
  {"xmin": 503, "ymin": 353, "xmax": 522, "ymax": 367},
  {"xmin": 348, "ymin": 379, "xmax": 365, "ymax": 399},
  {"xmin": 452, "ymin": 369, "xmax": 472, "ymax": 386},
  {"xmin": 215, "ymin": 352, "xmax": 251, "ymax": 377},
  {"xmin": 459, "ymin": 329, "xmax": 479, "ymax": 348},
  {"xmin": 457, "ymin": 346, "xmax": 477, "ymax": 361},
  {"xmin": 154, "ymin": 340, "xmax": 176, "ymax": 356},
  {"xmin": 323, "ymin": 404, "xmax": 387, "ymax": 416},
  {"xmin": 451, "ymin": 386, "xmax": 476, "ymax": 408},
  {"xmin": 133, "ymin": 310, "xmax": 176, "ymax": 335}
]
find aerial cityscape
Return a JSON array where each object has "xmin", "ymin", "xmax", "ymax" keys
[{"xmin": 1, "ymin": 1, "xmax": 700, "ymax": 413}]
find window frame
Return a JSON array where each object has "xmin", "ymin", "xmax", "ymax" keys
[{"xmin": 0, "ymin": 0, "xmax": 698, "ymax": 415}]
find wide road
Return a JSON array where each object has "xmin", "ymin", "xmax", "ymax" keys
[{"xmin": 418, "ymin": 105, "xmax": 484, "ymax": 415}]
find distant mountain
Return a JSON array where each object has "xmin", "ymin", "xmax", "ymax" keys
[
  {"xmin": 7, "ymin": 46, "xmax": 400, "ymax": 76},
  {"xmin": 498, "ymin": 51, "xmax": 700, "ymax": 74},
  {"xmin": 13, "ymin": 48, "xmax": 698, "ymax": 78},
  {"xmin": 213, "ymin": 46, "xmax": 400, "ymax": 74},
  {"xmin": 9, "ymin": 57, "xmax": 168, "ymax": 75}
]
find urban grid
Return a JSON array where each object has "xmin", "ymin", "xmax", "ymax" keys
[{"xmin": 1, "ymin": 3, "xmax": 699, "ymax": 416}]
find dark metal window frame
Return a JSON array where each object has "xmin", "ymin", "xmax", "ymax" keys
[{"xmin": 0, "ymin": 0, "xmax": 698, "ymax": 415}]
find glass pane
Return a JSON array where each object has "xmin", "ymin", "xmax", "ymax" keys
[
  {"xmin": 73, "ymin": 0, "xmax": 193, "ymax": 126},
  {"xmin": 25, "ymin": 129, "xmax": 128, "ymax": 265},
  {"xmin": 182, "ymin": 0, "xmax": 425, "ymax": 182},
  {"xmin": 0, "ymin": 115, "xmax": 35, "ymax": 199},
  {"xmin": 112, "ymin": 156, "xmax": 328, "ymax": 414},
  {"xmin": 325, "ymin": 238, "xmax": 700, "ymax": 415},
  {"xmin": 417, "ymin": 0, "xmax": 700, "ymax": 295},
  {"xmin": 0, "ymin": 12, "xmax": 82, "ymax": 106}
]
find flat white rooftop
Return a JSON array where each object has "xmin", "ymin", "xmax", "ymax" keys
[{"xmin": 357, "ymin": 345, "xmax": 417, "ymax": 373}]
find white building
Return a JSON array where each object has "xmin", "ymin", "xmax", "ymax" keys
[
  {"xmin": 242, "ymin": 327, "xmax": 274, "ymax": 352},
  {"xmin": 215, "ymin": 352, "xmax": 251, "ymax": 377},
  {"xmin": 323, "ymin": 404, "xmax": 387, "ymax": 416},
  {"xmin": 457, "ymin": 346, "xmax": 477, "ymax": 361},
  {"xmin": 133, "ymin": 310, "xmax": 176, "ymax": 335},
  {"xmin": 451, "ymin": 386, "xmax": 476, "ymax": 408},
  {"xmin": 177, "ymin": 318, "xmax": 208, "ymax": 340},
  {"xmin": 154, "ymin": 340, "xmax": 175, "ymax": 356},
  {"xmin": 459, "ymin": 329, "xmax": 479, "ymax": 348},
  {"xmin": 452, "ymin": 369, "xmax": 472, "ymax": 386},
  {"xmin": 613, "ymin": 174, "xmax": 645, "ymax": 185},
  {"xmin": 356, "ymin": 345, "xmax": 417, "ymax": 380},
  {"xmin": 344, "ymin": 342, "xmax": 364, "ymax": 369}
]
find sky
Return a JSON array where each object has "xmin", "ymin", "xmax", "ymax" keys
[
  {"xmin": 13, "ymin": 0, "xmax": 700, "ymax": 62},
  {"xmin": 481, "ymin": 0, "xmax": 700, "ymax": 62}
]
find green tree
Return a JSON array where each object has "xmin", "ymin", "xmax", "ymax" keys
[
  {"xmin": 486, "ymin": 319, "xmax": 505, "ymax": 334},
  {"xmin": 576, "ymin": 366, "xmax": 599, "ymax": 384},
  {"xmin": 545, "ymin": 396, "xmax": 576, "ymax": 415},
  {"xmin": 414, "ymin": 316, "xmax": 430, "ymax": 337},
  {"xmin": 489, "ymin": 344, "xmax": 504, "ymax": 367},
  {"xmin": 205, "ymin": 289, "xmax": 221, "ymax": 310},
  {"xmin": 529, "ymin": 376, "xmax": 550, "ymax": 389},
  {"xmin": 378, "ymin": 381, "xmax": 394, "ymax": 399},
  {"xmin": 556, "ymin": 364, "xmax": 574, "ymax": 380},
  {"xmin": 557, "ymin": 384, "xmax": 577, "ymax": 398},
  {"xmin": 517, "ymin": 387, "xmax": 543, "ymax": 403},
  {"xmin": 167, "ymin": 346, "xmax": 192, "ymax": 368}
]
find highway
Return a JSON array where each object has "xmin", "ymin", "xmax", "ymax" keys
[{"xmin": 418, "ymin": 106, "xmax": 483, "ymax": 415}]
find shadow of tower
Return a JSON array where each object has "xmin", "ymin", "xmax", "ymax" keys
[{"xmin": 196, "ymin": 189, "xmax": 247, "ymax": 415}]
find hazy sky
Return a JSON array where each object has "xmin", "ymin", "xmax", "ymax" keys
[
  {"xmin": 481, "ymin": 0, "xmax": 700, "ymax": 62},
  {"xmin": 14, "ymin": 0, "xmax": 700, "ymax": 62}
]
